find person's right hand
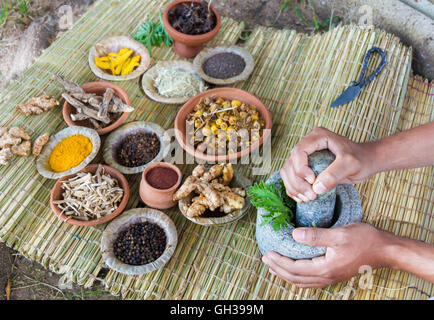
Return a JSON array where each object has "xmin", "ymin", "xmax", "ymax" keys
[{"xmin": 280, "ymin": 127, "xmax": 378, "ymax": 203}]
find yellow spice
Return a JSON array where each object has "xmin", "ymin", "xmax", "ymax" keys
[{"xmin": 49, "ymin": 134, "xmax": 93, "ymax": 173}]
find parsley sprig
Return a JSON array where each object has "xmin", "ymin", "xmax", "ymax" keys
[
  {"xmin": 247, "ymin": 180, "xmax": 295, "ymax": 231},
  {"xmin": 132, "ymin": 12, "xmax": 173, "ymax": 56}
]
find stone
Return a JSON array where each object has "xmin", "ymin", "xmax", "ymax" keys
[
  {"xmin": 296, "ymin": 150, "xmax": 336, "ymax": 228},
  {"xmin": 255, "ymin": 170, "xmax": 362, "ymax": 260}
]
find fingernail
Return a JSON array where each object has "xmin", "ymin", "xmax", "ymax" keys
[
  {"xmin": 293, "ymin": 196, "xmax": 302, "ymax": 203},
  {"xmin": 305, "ymin": 190, "xmax": 317, "ymax": 200},
  {"xmin": 306, "ymin": 175, "xmax": 315, "ymax": 184},
  {"xmin": 262, "ymin": 255, "xmax": 269, "ymax": 264},
  {"xmin": 313, "ymin": 180, "xmax": 327, "ymax": 194},
  {"xmin": 297, "ymin": 193, "xmax": 309, "ymax": 202},
  {"xmin": 292, "ymin": 228, "xmax": 306, "ymax": 242}
]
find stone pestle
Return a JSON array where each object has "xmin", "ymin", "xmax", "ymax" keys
[{"xmin": 295, "ymin": 150, "xmax": 336, "ymax": 228}]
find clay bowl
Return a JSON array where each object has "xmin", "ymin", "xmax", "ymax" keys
[
  {"xmin": 50, "ymin": 164, "xmax": 130, "ymax": 227},
  {"xmin": 62, "ymin": 81, "xmax": 131, "ymax": 135},
  {"xmin": 174, "ymin": 88, "xmax": 272, "ymax": 162},
  {"xmin": 162, "ymin": 0, "xmax": 222, "ymax": 58},
  {"xmin": 88, "ymin": 36, "xmax": 151, "ymax": 81},
  {"xmin": 140, "ymin": 162, "xmax": 182, "ymax": 210}
]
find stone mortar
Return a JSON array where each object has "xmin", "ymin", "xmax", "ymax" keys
[{"xmin": 256, "ymin": 171, "xmax": 362, "ymax": 260}]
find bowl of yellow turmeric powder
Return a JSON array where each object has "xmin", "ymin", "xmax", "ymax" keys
[{"xmin": 36, "ymin": 126, "xmax": 101, "ymax": 179}]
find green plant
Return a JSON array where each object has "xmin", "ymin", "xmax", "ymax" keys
[
  {"xmin": 132, "ymin": 12, "xmax": 173, "ymax": 56},
  {"xmin": 0, "ymin": 1, "xmax": 10, "ymax": 29},
  {"xmin": 17, "ymin": 0, "xmax": 29, "ymax": 19},
  {"xmin": 248, "ymin": 180, "xmax": 296, "ymax": 231},
  {"xmin": 280, "ymin": 0, "xmax": 341, "ymax": 32}
]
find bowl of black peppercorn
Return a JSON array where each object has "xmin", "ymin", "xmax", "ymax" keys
[{"xmin": 101, "ymin": 208, "xmax": 178, "ymax": 275}]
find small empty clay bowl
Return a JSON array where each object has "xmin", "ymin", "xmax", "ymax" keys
[
  {"xmin": 103, "ymin": 121, "xmax": 171, "ymax": 175},
  {"xmin": 141, "ymin": 60, "xmax": 207, "ymax": 104},
  {"xmin": 193, "ymin": 45, "xmax": 255, "ymax": 85},
  {"xmin": 140, "ymin": 162, "xmax": 182, "ymax": 209},
  {"xmin": 50, "ymin": 164, "xmax": 130, "ymax": 227},
  {"xmin": 62, "ymin": 81, "xmax": 131, "ymax": 135},
  {"xmin": 162, "ymin": 0, "xmax": 222, "ymax": 58},
  {"xmin": 178, "ymin": 171, "xmax": 252, "ymax": 226},
  {"xmin": 36, "ymin": 126, "xmax": 101, "ymax": 179},
  {"xmin": 88, "ymin": 36, "xmax": 151, "ymax": 81},
  {"xmin": 174, "ymin": 87, "xmax": 272, "ymax": 162},
  {"xmin": 101, "ymin": 208, "xmax": 178, "ymax": 275}
]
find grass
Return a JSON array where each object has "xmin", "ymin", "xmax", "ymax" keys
[
  {"xmin": 280, "ymin": 0, "xmax": 341, "ymax": 32},
  {"xmin": 0, "ymin": 0, "xmax": 30, "ymax": 29}
]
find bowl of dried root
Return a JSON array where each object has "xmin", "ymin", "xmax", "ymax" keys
[
  {"xmin": 174, "ymin": 163, "xmax": 251, "ymax": 225},
  {"xmin": 56, "ymin": 75, "xmax": 134, "ymax": 135},
  {"xmin": 50, "ymin": 164, "xmax": 130, "ymax": 227}
]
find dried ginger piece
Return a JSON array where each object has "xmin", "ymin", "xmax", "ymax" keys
[
  {"xmin": 16, "ymin": 94, "xmax": 59, "ymax": 116},
  {"xmin": 0, "ymin": 127, "xmax": 32, "ymax": 165},
  {"xmin": 9, "ymin": 127, "xmax": 31, "ymax": 140},
  {"xmin": 0, "ymin": 133, "xmax": 21, "ymax": 149},
  {"xmin": 0, "ymin": 148, "xmax": 13, "ymax": 165},
  {"xmin": 32, "ymin": 133, "xmax": 50, "ymax": 157},
  {"xmin": 11, "ymin": 141, "xmax": 31, "ymax": 156}
]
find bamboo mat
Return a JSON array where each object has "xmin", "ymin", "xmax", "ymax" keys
[{"xmin": 0, "ymin": 0, "xmax": 432, "ymax": 299}]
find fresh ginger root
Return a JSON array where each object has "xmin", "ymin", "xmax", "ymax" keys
[
  {"xmin": 174, "ymin": 163, "xmax": 246, "ymax": 217},
  {"xmin": 16, "ymin": 94, "xmax": 59, "ymax": 116}
]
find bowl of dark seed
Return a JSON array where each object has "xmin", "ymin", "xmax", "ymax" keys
[
  {"xmin": 193, "ymin": 45, "xmax": 255, "ymax": 85},
  {"xmin": 103, "ymin": 121, "xmax": 170, "ymax": 175},
  {"xmin": 101, "ymin": 208, "xmax": 178, "ymax": 275}
]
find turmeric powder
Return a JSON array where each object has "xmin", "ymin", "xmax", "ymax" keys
[{"xmin": 49, "ymin": 134, "xmax": 93, "ymax": 172}]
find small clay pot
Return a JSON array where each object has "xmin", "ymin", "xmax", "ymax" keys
[
  {"xmin": 174, "ymin": 87, "xmax": 272, "ymax": 162},
  {"xmin": 63, "ymin": 81, "xmax": 131, "ymax": 135},
  {"xmin": 162, "ymin": 0, "xmax": 222, "ymax": 58},
  {"xmin": 140, "ymin": 162, "xmax": 182, "ymax": 210},
  {"xmin": 50, "ymin": 164, "xmax": 130, "ymax": 227}
]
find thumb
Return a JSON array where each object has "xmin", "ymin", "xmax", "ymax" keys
[
  {"xmin": 312, "ymin": 157, "xmax": 348, "ymax": 195},
  {"xmin": 292, "ymin": 227, "xmax": 337, "ymax": 247}
]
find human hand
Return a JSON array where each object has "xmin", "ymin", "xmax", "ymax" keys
[
  {"xmin": 261, "ymin": 223, "xmax": 392, "ymax": 288},
  {"xmin": 280, "ymin": 127, "xmax": 377, "ymax": 203}
]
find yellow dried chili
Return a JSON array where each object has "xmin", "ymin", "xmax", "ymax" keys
[{"xmin": 49, "ymin": 134, "xmax": 93, "ymax": 172}]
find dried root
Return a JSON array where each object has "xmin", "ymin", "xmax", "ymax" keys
[
  {"xmin": 0, "ymin": 127, "xmax": 32, "ymax": 165},
  {"xmin": 55, "ymin": 76, "xmax": 135, "ymax": 130},
  {"xmin": 32, "ymin": 133, "xmax": 50, "ymax": 157},
  {"xmin": 16, "ymin": 94, "xmax": 59, "ymax": 116}
]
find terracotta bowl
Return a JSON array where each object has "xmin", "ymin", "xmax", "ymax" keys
[
  {"xmin": 174, "ymin": 88, "xmax": 272, "ymax": 162},
  {"xmin": 50, "ymin": 164, "xmax": 130, "ymax": 227},
  {"xmin": 140, "ymin": 162, "xmax": 182, "ymax": 210},
  {"xmin": 162, "ymin": 0, "xmax": 222, "ymax": 58},
  {"xmin": 62, "ymin": 81, "xmax": 131, "ymax": 135}
]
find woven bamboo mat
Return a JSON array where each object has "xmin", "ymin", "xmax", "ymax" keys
[{"xmin": 0, "ymin": 0, "xmax": 432, "ymax": 299}]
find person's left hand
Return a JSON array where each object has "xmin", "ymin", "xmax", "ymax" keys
[{"xmin": 261, "ymin": 223, "xmax": 393, "ymax": 288}]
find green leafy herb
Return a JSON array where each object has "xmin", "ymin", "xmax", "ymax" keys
[
  {"xmin": 247, "ymin": 180, "xmax": 295, "ymax": 231},
  {"xmin": 132, "ymin": 12, "xmax": 173, "ymax": 56}
]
